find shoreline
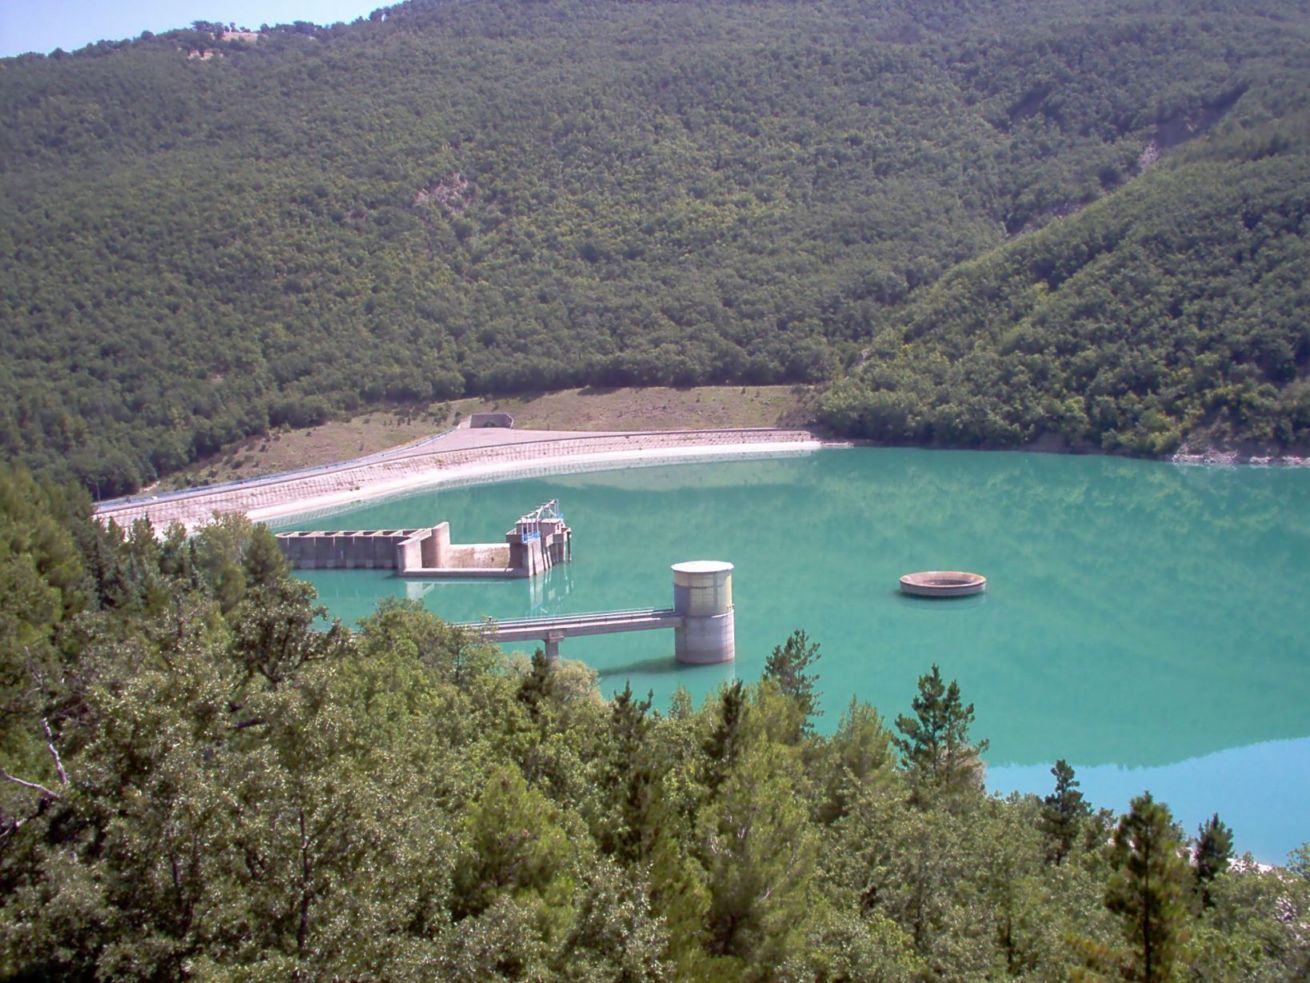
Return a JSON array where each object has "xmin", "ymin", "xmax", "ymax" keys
[
  {"xmin": 92, "ymin": 426, "xmax": 1309, "ymax": 532},
  {"xmin": 253, "ymin": 439, "xmax": 829, "ymax": 527},
  {"xmin": 1168, "ymin": 449, "xmax": 1309, "ymax": 468},
  {"xmin": 95, "ymin": 428, "xmax": 833, "ymax": 531}
]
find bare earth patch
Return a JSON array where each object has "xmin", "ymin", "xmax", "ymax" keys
[
  {"xmin": 474, "ymin": 385, "xmax": 817, "ymax": 432},
  {"xmin": 159, "ymin": 386, "xmax": 817, "ymax": 490},
  {"xmin": 159, "ymin": 411, "xmax": 449, "ymax": 490}
]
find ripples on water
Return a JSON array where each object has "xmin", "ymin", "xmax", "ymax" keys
[{"xmin": 279, "ymin": 448, "xmax": 1310, "ymax": 862}]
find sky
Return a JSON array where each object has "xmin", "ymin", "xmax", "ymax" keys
[{"xmin": 0, "ymin": 1, "xmax": 383, "ymax": 57}]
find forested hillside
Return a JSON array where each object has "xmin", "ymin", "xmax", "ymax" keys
[
  {"xmin": 819, "ymin": 113, "xmax": 1310, "ymax": 453},
  {"xmin": 3, "ymin": 0, "xmax": 1309, "ymax": 493},
  {"xmin": 2, "ymin": 464, "xmax": 1307, "ymax": 978}
]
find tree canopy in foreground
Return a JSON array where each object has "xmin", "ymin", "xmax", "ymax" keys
[{"xmin": 1, "ymin": 465, "xmax": 1307, "ymax": 979}]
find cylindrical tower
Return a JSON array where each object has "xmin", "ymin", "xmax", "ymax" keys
[{"xmin": 672, "ymin": 561, "xmax": 735, "ymax": 664}]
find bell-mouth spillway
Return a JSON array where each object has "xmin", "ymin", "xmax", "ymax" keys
[{"xmin": 899, "ymin": 570, "xmax": 987, "ymax": 597}]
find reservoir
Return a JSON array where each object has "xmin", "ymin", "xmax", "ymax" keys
[{"xmin": 277, "ymin": 447, "xmax": 1310, "ymax": 863}]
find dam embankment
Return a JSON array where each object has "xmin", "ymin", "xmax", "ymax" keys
[{"xmin": 95, "ymin": 427, "xmax": 824, "ymax": 531}]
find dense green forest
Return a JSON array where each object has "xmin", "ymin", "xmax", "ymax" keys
[
  {"xmin": 2, "ymin": 0, "xmax": 1309, "ymax": 494},
  {"xmin": 817, "ymin": 114, "xmax": 1310, "ymax": 454},
  {"xmin": 2, "ymin": 462, "xmax": 1308, "ymax": 979}
]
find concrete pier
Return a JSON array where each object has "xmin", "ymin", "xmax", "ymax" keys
[{"xmin": 672, "ymin": 561, "xmax": 736, "ymax": 664}]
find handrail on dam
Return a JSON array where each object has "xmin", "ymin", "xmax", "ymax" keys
[
  {"xmin": 93, "ymin": 427, "xmax": 818, "ymax": 531},
  {"xmin": 97, "ymin": 425, "xmax": 462, "ymax": 511},
  {"xmin": 466, "ymin": 607, "xmax": 680, "ymax": 631}
]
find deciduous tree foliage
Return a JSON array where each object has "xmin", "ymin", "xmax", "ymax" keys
[{"xmin": 819, "ymin": 116, "xmax": 1310, "ymax": 455}]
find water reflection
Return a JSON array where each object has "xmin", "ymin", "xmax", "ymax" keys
[
  {"xmin": 990, "ymin": 736, "xmax": 1310, "ymax": 864},
  {"xmin": 597, "ymin": 654, "xmax": 737, "ymax": 683},
  {"xmin": 400, "ymin": 564, "xmax": 575, "ymax": 616}
]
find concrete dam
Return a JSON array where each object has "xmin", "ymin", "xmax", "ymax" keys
[{"xmin": 276, "ymin": 500, "xmax": 571, "ymax": 579}]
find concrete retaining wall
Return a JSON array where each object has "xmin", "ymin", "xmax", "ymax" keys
[
  {"xmin": 443, "ymin": 543, "xmax": 512, "ymax": 569},
  {"xmin": 276, "ymin": 516, "xmax": 566, "ymax": 580},
  {"xmin": 96, "ymin": 429, "xmax": 819, "ymax": 532},
  {"xmin": 279, "ymin": 529, "xmax": 420, "ymax": 570}
]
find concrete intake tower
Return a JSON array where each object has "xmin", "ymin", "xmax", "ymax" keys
[{"xmin": 672, "ymin": 561, "xmax": 735, "ymax": 664}]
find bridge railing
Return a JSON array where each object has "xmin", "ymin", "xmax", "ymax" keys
[{"xmin": 460, "ymin": 607, "xmax": 678, "ymax": 632}]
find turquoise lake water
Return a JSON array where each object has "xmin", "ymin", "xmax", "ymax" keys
[{"xmin": 277, "ymin": 448, "xmax": 1310, "ymax": 863}]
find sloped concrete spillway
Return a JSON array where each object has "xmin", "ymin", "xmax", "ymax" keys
[{"xmin": 899, "ymin": 571, "xmax": 986, "ymax": 597}]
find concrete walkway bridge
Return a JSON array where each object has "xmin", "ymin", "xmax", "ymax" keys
[
  {"xmin": 459, "ymin": 560, "xmax": 738, "ymax": 664},
  {"xmin": 458, "ymin": 607, "xmax": 684, "ymax": 660}
]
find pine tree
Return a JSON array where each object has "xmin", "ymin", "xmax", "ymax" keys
[
  {"xmin": 1040, "ymin": 759, "xmax": 1090, "ymax": 864},
  {"xmin": 816, "ymin": 698, "xmax": 893, "ymax": 824},
  {"xmin": 516, "ymin": 648, "xmax": 554, "ymax": 722},
  {"xmin": 703, "ymin": 679, "xmax": 747, "ymax": 795},
  {"xmin": 893, "ymin": 663, "xmax": 988, "ymax": 800},
  {"xmin": 762, "ymin": 629, "xmax": 822, "ymax": 734},
  {"xmin": 1105, "ymin": 792, "xmax": 1189, "ymax": 983},
  {"xmin": 698, "ymin": 740, "xmax": 817, "ymax": 971},
  {"xmin": 1192, "ymin": 813, "xmax": 1234, "ymax": 909},
  {"xmin": 601, "ymin": 682, "xmax": 656, "ymax": 862},
  {"xmin": 242, "ymin": 523, "xmax": 290, "ymax": 587}
]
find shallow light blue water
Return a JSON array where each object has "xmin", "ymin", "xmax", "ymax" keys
[{"xmin": 276, "ymin": 448, "xmax": 1310, "ymax": 862}]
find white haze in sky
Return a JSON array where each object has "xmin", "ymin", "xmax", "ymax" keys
[{"xmin": 1, "ymin": 0, "xmax": 382, "ymax": 57}]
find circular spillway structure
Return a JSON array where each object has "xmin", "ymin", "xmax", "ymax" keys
[
  {"xmin": 672, "ymin": 561, "xmax": 735, "ymax": 664},
  {"xmin": 899, "ymin": 571, "xmax": 986, "ymax": 598}
]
